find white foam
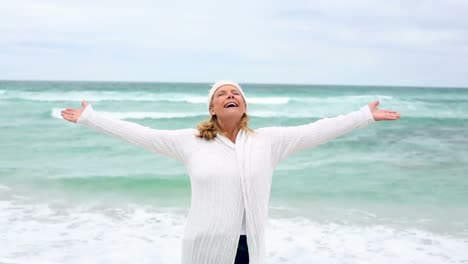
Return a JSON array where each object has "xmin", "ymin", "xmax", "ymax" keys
[
  {"xmin": 248, "ymin": 97, "xmax": 290, "ymax": 105},
  {"xmin": 291, "ymin": 95, "xmax": 394, "ymax": 104},
  {"xmin": 172, "ymin": 96, "xmax": 290, "ymax": 105},
  {"xmin": 1, "ymin": 200, "xmax": 466, "ymax": 264},
  {"xmin": 1, "ymin": 90, "xmax": 289, "ymax": 105},
  {"xmin": 49, "ymin": 92, "xmax": 468, "ymax": 121},
  {"xmin": 0, "ymin": 90, "xmax": 211, "ymax": 103},
  {"xmin": 0, "ymin": 201, "xmax": 185, "ymax": 264},
  {"xmin": 249, "ymin": 110, "xmax": 322, "ymax": 119},
  {"xmin": 51, "ymin": 108, "xmax": 206, "ymax": 120},
  {"xmin": 266, "ymin": 217, "xmax": 468, "ymax": 264},
  {"xmin": 51, "ymin": 108, "xmax": 323, "ymax": 121},
  {"xmin": 52, "ymin": 107, "xmax": 326, "ymax": 121},
  {"xmin": 0, "ymin": 185, "xmax": 11, "ymax": 191}
]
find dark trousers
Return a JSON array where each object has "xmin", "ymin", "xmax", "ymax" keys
[{"xmin": 234, "ymin": 235, "xmax": 249, "ymax": 264}]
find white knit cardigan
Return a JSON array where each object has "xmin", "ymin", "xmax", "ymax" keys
[{"xmin": 76, "ymin": 104, "xmax": 375, "ymax": 264}]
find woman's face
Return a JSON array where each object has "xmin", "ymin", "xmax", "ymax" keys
[{"xmin": 209, "ymin": 85, "xmax": 246, "ymax": 120}]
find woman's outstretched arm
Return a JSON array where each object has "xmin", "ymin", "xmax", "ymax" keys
[
  {"xmin": 259, "ymin": 100, "xmax": 400, "ymax": 166},
  {"xmin": 61, "ymin": 100, "xmax": 195, "ymax": 163}
]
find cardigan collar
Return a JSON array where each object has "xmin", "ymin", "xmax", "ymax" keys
[{"xmin": 215, "ymin": 130, "xmax": 245, "ymax": 150}]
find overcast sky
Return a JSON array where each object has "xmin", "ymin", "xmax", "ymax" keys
[{"xmin": 1, "ymin": 0, "xmax": 467, "ymax": 87}]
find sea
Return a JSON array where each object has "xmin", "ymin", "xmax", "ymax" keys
[{"xmin": 0, "ymin": 80, "xmax": 467, "ymax": 263}]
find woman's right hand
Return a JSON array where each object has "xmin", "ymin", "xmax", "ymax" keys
[{"xmin": 61, "ymin": 100, "xmax": 89, "ymax": 123}]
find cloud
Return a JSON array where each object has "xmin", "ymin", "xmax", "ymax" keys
[{"xmin": 1, "ymin": 0, "xmax": 467, "ymax": 87}]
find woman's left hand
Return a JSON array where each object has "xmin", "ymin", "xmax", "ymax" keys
[{"xmin": 368, "ymin": 100, "xmax": 400, "ymax": 121}]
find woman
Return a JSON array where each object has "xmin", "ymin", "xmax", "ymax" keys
[{"xmin": 61, "ymin": 80, "xmax": 400, "ymax": 264}]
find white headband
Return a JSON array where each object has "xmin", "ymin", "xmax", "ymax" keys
[{"xmin": 207, "ymin": 80, "xmax": 246, "ymax": 109}]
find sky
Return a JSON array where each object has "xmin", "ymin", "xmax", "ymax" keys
[{"xmin": 1, "ymin": 0, "xmax": 467, "ymax": 87}]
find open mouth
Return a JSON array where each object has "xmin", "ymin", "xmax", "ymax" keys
[{"xmin": 224, "ymin": 102, "xmax": 238, "ymax": 108}]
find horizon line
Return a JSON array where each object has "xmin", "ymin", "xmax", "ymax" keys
[{"xmin": 1, "ymin": 78, "xmax": 467, "ymax": 90}]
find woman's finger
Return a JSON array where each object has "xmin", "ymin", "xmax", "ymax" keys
[
  {"xmin": 375, "ymin": 112, "xmax": 399, "ymax": 121},
  {"xmin": 63, "ymin": 109, "xmax": 80, "ymax": 117},
  {"xmin": 61, "ymin": 112, "xmax": 74, "ymax": 119},
  {"xmin": 381, "ymin": 109, "xmax": 399, "ymax": 114},
  {"xmin": 62, "ymin": 115, "xmax": 73, "ymax": 120},
  {"xmin": 385, "ymin": 113, "xmax": 400, "ymax": 120}
]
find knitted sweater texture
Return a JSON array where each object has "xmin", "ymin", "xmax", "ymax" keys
[{"xmin": 76, "ymin": 104, "xmax": 375, "ymax": 264}]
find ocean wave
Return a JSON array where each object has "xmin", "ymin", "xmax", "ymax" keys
[
  {"xmin": 1, "ymin": 90, "xmax": 290, "ymax": 105},
  {"xmin": 0, "ymin": 90, "xmax": 405, "ymax": 106},
  {"xmin": 8, "ymin": 90, "xmax": 467, "ymax": 120},
  {"xmin": 51, "ymin": 108, "xmax": 327, "ymax": 120},
  {"xmin": 0, "ymin": 184, "xmax": 11, "ymax": 191},
  {"xmin": 51, "ymin": 108, "xmax": 362, "ymax": 120},
  {"xmin": 290, "ymin": 95, "xmax": 394, "ymax": 104},
  {"xmin": 22, "ymin": 91, "xmax": 387, "ymax": 105},
  {"xmin": 2, "ymin": 90, "xmax": 201, "ymax": 103},
  {"xmin": 0, "ymin": 200, "xmax": 466, "ymax": 264},
  {"xmin": 248, "ymin": 97, "xmax": 290, "ymax": 105},
  {"xmin": 51, "ymin": 108, "xmax": 207, "ymax": 120}
]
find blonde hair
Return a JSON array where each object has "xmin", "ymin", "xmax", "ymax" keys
[{"xmin": 197, "ymin": 113, "xmax": 253, "ymax": 140}]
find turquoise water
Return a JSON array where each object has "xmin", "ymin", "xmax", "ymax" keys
[{"xmin": 1, "ymin": 81, "xmax": 467, "ymax": 263}]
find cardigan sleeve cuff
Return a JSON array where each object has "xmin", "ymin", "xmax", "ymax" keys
[
  {"xmin": 76, "ymin": 104, "xmax": 94, "ymax": 125},
  {"xmin": 358, "ymin": 105, "xmax": 376, "ymax": 128}
]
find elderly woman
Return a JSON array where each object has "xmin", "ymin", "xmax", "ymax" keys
[{"xmin": 61, "ymin": 80, "xmax": 400, "ymax": 264}]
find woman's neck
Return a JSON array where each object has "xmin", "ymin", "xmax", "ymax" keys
[{"xmin": 217, "ymin": 118, "xmax": 241, "ymax": 143}]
